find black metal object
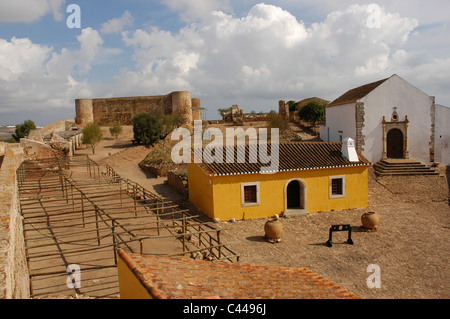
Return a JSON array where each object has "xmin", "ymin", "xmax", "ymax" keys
[{"xmin": 326, "ymin": 224, "xmax": 353, "ymax": 247}]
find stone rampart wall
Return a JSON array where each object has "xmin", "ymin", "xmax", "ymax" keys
[
  {"xmin": 20, "ymin": 138, "xmax": 61, "ymax": 161},
  {"xmin": 92, "ymin": 95, "xmax": 167, "ymax": 126},
  {"xmin": 0, "ymin": 145, "xmax": 29, "ymax": 299},
  {"xmin": 76, "ymin": 91, "xmax": 198, "ymax": 127}
]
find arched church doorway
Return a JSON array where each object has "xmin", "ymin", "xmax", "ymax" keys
[{"xmin": 387, "ymin": 128, "xmax": 404, "ymax": 158}]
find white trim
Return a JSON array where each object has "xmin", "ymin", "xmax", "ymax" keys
[
  {"xmin": 207, "ymin": 163, "xmax": 369, "ymax": 177},
  {"xmin": 241, "ymin": 182, "xmax": 260, "ymax": 207},
  {"xmin": 329, "ymin": 175, "xmax": 345, "ymax": 199}
]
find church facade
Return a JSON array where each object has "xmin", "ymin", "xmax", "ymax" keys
[{"xmin": 320, "ymin": 74, "xmax": 450, "ymax": 166}]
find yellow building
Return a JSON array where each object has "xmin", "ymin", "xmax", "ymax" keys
[{"xmin": 188, "ymin": 139, "xmax": 369, "ymax": 221}]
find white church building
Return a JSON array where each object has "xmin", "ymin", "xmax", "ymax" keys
[{"xmin": 320, "ymin": 74, "xmax": 450, "ymax": 166}]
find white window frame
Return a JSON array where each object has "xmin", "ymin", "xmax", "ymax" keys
[
  {"xmin": 241, "ymin": 182, "xmax": 260, "ymax": 207},
  {"xmin": 329, "ymin": 175, "xmax": 345, "ymax": 199}
]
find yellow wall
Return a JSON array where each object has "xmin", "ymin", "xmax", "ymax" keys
[
  {"xmin": 188, "ymin": 164, "xmax": 368, "ymax": 221},
  {"xmin": 187, "ymin": 163, "xmax": 214, "ymax": 216},
  {"xmin": 117, "ymin": 255, "xmax": 153, "ymax": 299}
]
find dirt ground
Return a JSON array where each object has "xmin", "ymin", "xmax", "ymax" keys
[{"xmin": 81, "ymin": 125, "xmax": 449, "ymax": 299}]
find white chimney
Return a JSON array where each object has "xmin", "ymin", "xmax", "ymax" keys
[{"xmin": 341, "ymin": 137, "xmax": 359, "ymax": 162}]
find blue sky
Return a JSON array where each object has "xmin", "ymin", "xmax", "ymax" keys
[{"xmin": 0, "ymin": 0, "xmax": 449, "ymax": 126}]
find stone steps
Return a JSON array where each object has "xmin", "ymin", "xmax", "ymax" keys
[{"xmin": 373, "ymin": 159, "xmax": 439, "ymax": 176}]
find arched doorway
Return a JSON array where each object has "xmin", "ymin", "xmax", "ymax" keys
[
  {"xmin": 284, "ymin": 179, "xmax": 307, "ymax": 216},
  {"xmin": 387, "ymin": 129, "xmax": 404, "ymax": 158},
  {"xmin": 287, "ymin": 180, "xmax": 301, "ymax": 209}
]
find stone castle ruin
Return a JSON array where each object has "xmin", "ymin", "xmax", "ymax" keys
[
  {"xmin": 220, "ymin": 105, "xmax": 269, "ymax": 125},
  {"xmin": 76, "ymin": 91, "xmax": 202, "ymax": 127}
]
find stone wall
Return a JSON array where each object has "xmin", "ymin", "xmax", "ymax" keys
[
  {"xmin": 191, "ymin": 98, "xmax": 202, "ymax": 121},
  {"xmin": 93, "ymin": 95, "xmax": 166, "ymax": 126},
  {"xmin": 167, "ymin": 171, "xmax": 188, "ymax": 198},
  {"xmin": 75, "ymin": 91, "xmax": 199, "ymax": 127},
  {"xmin": 355, "ymin": 102, "xmax": 366, "ymax": 153},
  {"xmin": 0, "ymin": 145, "xmax": 29, "ymax": 299},
  {"xmin": 20, "ymin": 138, "xmax": 62, "ymax": 161}
]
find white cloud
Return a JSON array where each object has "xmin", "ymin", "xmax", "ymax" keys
[
  {"xmin": 115, "ymin": 3, "xmax": 423, "ymax": 101},
  {"xmin": 0, "ymin": 28, "xmax": 103, "ymax": 121},
  {"xmin": 279, "ymin": 0, "xmax": 450, "ymax": 26},
  {"xmin": 0, "ymin": 37, "xmax": 52, "ymax": 81},
  {"xmin": 0, "ymin": 0, "xmax": 65, "ymax": 23},
  {"xmin": 115, "ymin": 2, "xmax": 450, "ymax": 117},
  {"xmin": 46, "ymin": 28, "xmax": 103, "ymax": 76},
  {"xmin": 1, "ymin": 2, "xmax": 449, "ymax": 125},
  {"xmin": 100, "ymin": 11, "xmax": 134, "ymax": 34},
  {"xmin": 162, "ymin": 0, "xmax": 232, "ymax": 22}
]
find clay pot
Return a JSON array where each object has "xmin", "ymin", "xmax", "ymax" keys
[
  {"xmin": 264, "ymin": 217, "xmax": 283, "ymax": 241},
  {"xmin": 361, "ymin": 212, "xmax": 379, "ymax": 230}
]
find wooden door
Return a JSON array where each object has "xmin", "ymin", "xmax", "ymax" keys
[{"xmin": 387, "ymin": 129, "xmax": 404, "ymax": 158}]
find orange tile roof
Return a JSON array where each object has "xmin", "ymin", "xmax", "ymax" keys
[
  {"xmin": 117, "ymin": 249, "xmax": 359, "ymax": 299},
  {"xmin": 327, "ymin": 77, "xmax": 390, "ymax": 107},
  {"xmin": 194, "ymin": 142, "xmax": 370, "ymax": 177}
]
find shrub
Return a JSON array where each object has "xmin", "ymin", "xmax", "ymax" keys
[
  {"xmin": 266, "ymin": 111, "xmax": 288, "ymax": 132},
  {"xmin": 160, "ymin": 114, "xmax": 183, "ymax": 139},
  {"xmin": 297, "ymin": 101, "xmax": 326, "ymax": 125},
  {"xmin": 141, "ymin": 144, "xmax": 172, "ymax": 166},
  {"xmin": 109, "ymin": 123, "xmax": 122, "ymax": 139},
  {"xmin": 287, "ymin": 100, "xmax": 297, "ymax": 112},
  {"xmin": 82, "ymin": 123, "xmax": 103, "ymax": 154},
  {"xmin": 131, "ymin": 113, "xmax": 163, "ymax": 146},
  {"xmin": 12, "ymin": 119, "xmax": 36, "ymax": 142}
]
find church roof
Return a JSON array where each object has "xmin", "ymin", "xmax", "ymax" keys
[{"xmin": 327, "ymin": 76, "xmax": 391, "ymax": 108}]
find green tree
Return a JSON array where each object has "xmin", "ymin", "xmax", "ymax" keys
[
  {"xmin": 131, "ymin": 113, "xmax": 163, "ymax": 146},
  {"xmin": 287, "ymin": 100, "xmax": 297, "ymax": 112},
  {"xmin": 12, "ymin": 119, "xmax": 36, "ymax": 142},
  {"xmin": 218, "ymin": 107, "xmax": 231, "ymax": 114},
  {"xmin": 82, "ymin": 123, "xmax": 103, "ymax": 154},
  {"xmin": 160, "ymin": 113, "xmax": 183, "ymax": 139},
  {"xmin": 218, "ymin": 107, "xmax": 232, "ymax": 117},
  {"xmin": 109, "ymin": 123, "xmax": 123, "ymax": 139},
  {"xmin": 296, "ymin": 101, "xmax": 326, "ymax": 126}
]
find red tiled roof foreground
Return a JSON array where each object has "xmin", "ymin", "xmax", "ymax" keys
[{"xmin": 118, "ymin": 249, "xmax": 359, "ymax": 299}]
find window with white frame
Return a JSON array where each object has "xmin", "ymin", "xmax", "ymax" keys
[
  {"xmin": 329, "ymin": 176, "xmax": 345, "ymax": 198},
  {"xmin": 241, "ymin": 182, "xmax": 260, "ymax": 207}
]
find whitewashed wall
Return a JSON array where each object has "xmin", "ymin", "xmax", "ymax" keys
[
  {"xmin": 435, "ymin": 104, "xmax": 450, "ymax": 166},
  {"xmin": 320, "ymin": 103, "xmax": 356, "ymax": 143},
  {"xmin": 359, "ymin": 75, "xmax": 434, "ymax": 164}
]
